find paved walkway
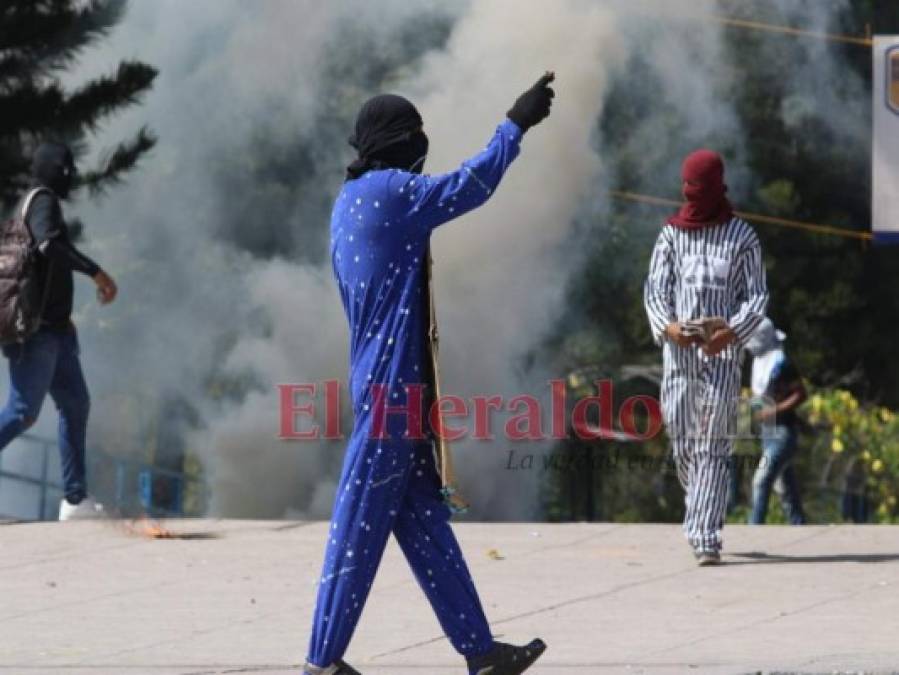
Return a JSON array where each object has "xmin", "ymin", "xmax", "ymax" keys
[{"xmin": 0, "ymin": 519, "xmax": 897, "ymax": 674}]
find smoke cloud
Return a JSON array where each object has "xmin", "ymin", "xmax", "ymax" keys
[{"xmin": 0, "ymin": 0, "xmax": 861, "ymax": 520}]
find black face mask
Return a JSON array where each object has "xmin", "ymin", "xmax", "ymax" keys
[
  {"xmin": 346, "ymin": 94, "xmax": 427, "ymax": 179},
  {"xmin": 31, "ymin": 142, "xmax": 77, "ymax": 198}
]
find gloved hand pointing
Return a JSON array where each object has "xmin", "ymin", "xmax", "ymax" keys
[{"xmin": 507, "ymin": 72, "xmax": 555, "ymax": 132}]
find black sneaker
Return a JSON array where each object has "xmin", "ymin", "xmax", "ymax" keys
[
  {"xmin": 302, "ymin": 659, "xmax": 361, "ymax": 675},
  {"xmin": 466, "ymin": 638, "xmax": 547, "ymax": 675}
]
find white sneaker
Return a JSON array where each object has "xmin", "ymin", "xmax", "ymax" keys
[{"xmin": 58, "ymin": 496, "xmax": 106, "ymax": 521}]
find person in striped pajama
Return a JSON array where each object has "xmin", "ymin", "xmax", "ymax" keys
[{"xmin": 644, "ymin": 149, "xmax": 768, "ymax": 565}]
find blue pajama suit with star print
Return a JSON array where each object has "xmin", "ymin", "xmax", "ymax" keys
[{"xmin": 307, "ymin": 119, "xmax": 524, "ymax": 669}]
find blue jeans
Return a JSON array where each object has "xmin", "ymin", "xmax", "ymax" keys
[
  {"xmin": 750, "ymin": 424, "xmax": 805, "ymax": 525},
  {"xmin": 0, "ymin": 326, "xmax": 90, "ymax": 503}
]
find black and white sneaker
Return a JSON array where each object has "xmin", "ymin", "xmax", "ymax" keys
[
  {"xmin": 466, "ymin": 638, "xmax": 547, "ymax": 675},
  {"xmin": 302, "ymin": 659, "xmax": 361, "ymax": 675}
]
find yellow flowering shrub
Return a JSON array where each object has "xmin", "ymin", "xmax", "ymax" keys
[{"xmin": 805, "ymin": 388, "xmax": 899, "ymax": 523}]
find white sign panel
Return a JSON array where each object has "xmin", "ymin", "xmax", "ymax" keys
[{"xmin": 873, "ymin": 36, "xmax": 899, "ymax": 242}]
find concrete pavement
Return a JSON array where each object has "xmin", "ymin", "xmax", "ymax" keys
[{"xmin": 0, "ymin": 519, "xmax": 897, "ymax": 674}]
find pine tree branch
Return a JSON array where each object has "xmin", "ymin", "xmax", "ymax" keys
[
  {"xmin": 0, "ymin": 140, "xmax": 32, "ymax": 208},
  {"xmin": 0, "ymin": 81, "xmax": 67, "ymax": 135},
  {"xmin": 0, "ymin": 0, "xmax": 126, "ymax": 80},
  {"xmin": 77, "ymin": 126, "xmax": 157, "ymax": 195},
  {"xmin": 0, "ymin": 60, "xmax": 156, "ymax": 140},
  {"xmin": 62, "ymin": 60, "xmax": 158, "ymax": 133},
  {"xmin": 0, "ymin": 1, "xmax": 157, "ymax": 209}
]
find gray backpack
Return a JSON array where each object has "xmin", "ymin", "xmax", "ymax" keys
[{"xmin": 0, "ymin": 188, "xmax": 52, "ymax": 344}]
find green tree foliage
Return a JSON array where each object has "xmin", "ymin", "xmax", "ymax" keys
[{"xmin": 0, "ymin": 0, "xmax": 157, "ymax": 209}]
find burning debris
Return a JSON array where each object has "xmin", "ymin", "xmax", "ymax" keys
[{"xmin": 125, "ymin": 517, "xmax": 176, "ymax": 539}]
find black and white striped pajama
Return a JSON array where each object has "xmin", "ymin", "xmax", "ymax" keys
[{"xmin": 644, "ymin": 218, "xmax": 768, "ymax": 553}]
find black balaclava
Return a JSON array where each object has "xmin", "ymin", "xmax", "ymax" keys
[
  {"xmin": 346, "ymin": 94, "xmax": 428, "ymax": 180},
  {"xmin": 31, "ymin": 141, "xmax": 77, "ymax": 198}
]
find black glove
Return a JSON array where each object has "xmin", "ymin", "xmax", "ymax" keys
[{"xmin": 507, "ymin": 72, "xmax": 555, "ymax": 132}]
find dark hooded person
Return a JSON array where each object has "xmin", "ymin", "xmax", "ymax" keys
[
  {"xmin": 303, "ymin": 74, "xmax": 556, "ymax": 675},
  {"xmin": 644, "ymin": 149, "xmax": 768, "ymax": 565},
  {"xmin": 0, "ymin": 142, "xmax": 118, "ymax": 520}
]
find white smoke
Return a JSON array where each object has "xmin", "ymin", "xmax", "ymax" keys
[
  {"xmin": 60, "ymin": 0, "xmax": 459, "ymax": 519},
  {"xmin": 405, "ymin": 1, "xmax": 627, "ymax": 517},
  {"xmin": 769, "ymin": 0, "xmax": 868, "ymax": 147},
  {"xmin": 1, "ymin": 0, "xmax": 857, "ymax": 520}
]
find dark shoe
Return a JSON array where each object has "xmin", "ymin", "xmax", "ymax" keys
[
  {"xmin": 696, "ymin": 550, "xmax": 721, "ymax": 566},
  {"xmin": 303, "ymin": 659, "xmax": 360, "ymax": 675},
  {"xmin": 466, "ymin": 638, "xmax": 546, "ymax": 675}
]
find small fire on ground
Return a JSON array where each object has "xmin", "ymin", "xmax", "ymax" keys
[{"xmin": 126, "ymin": 517, "xmax": 176, "ymax": 539}]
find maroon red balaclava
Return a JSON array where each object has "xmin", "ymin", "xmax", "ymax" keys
[{"xmin": 668, "ymin": 149, "xmax": 734, "ymax": 230}]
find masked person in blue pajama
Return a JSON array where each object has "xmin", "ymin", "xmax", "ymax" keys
[{"xmin": 304, "ymin": 74, "xmax": 556, "ymax": 675}]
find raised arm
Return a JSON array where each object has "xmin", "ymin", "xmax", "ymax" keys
[
  {"xmin": 389, "ymin": 119, "xmax": 524, "ymax": 230},
  {"xmin": 389, "ymin": 72, "xmax": 555, "ymax": 231}
]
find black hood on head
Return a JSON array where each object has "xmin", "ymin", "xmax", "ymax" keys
[
  {"xmin": 346, "ymin": 94, "xmax": 427, "ymax": 179},
  {"xmin": 31, "ymin": 142, "xmax": 77, "ymax": 198}
]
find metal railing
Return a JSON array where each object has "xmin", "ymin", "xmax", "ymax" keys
[
  {"xmin": 0, "ymin": 433, "xmax": 63, "ymax": 520},
  {"xmin": 0, "ymin": 434, "xmax": 207, "ymax": 521}
]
